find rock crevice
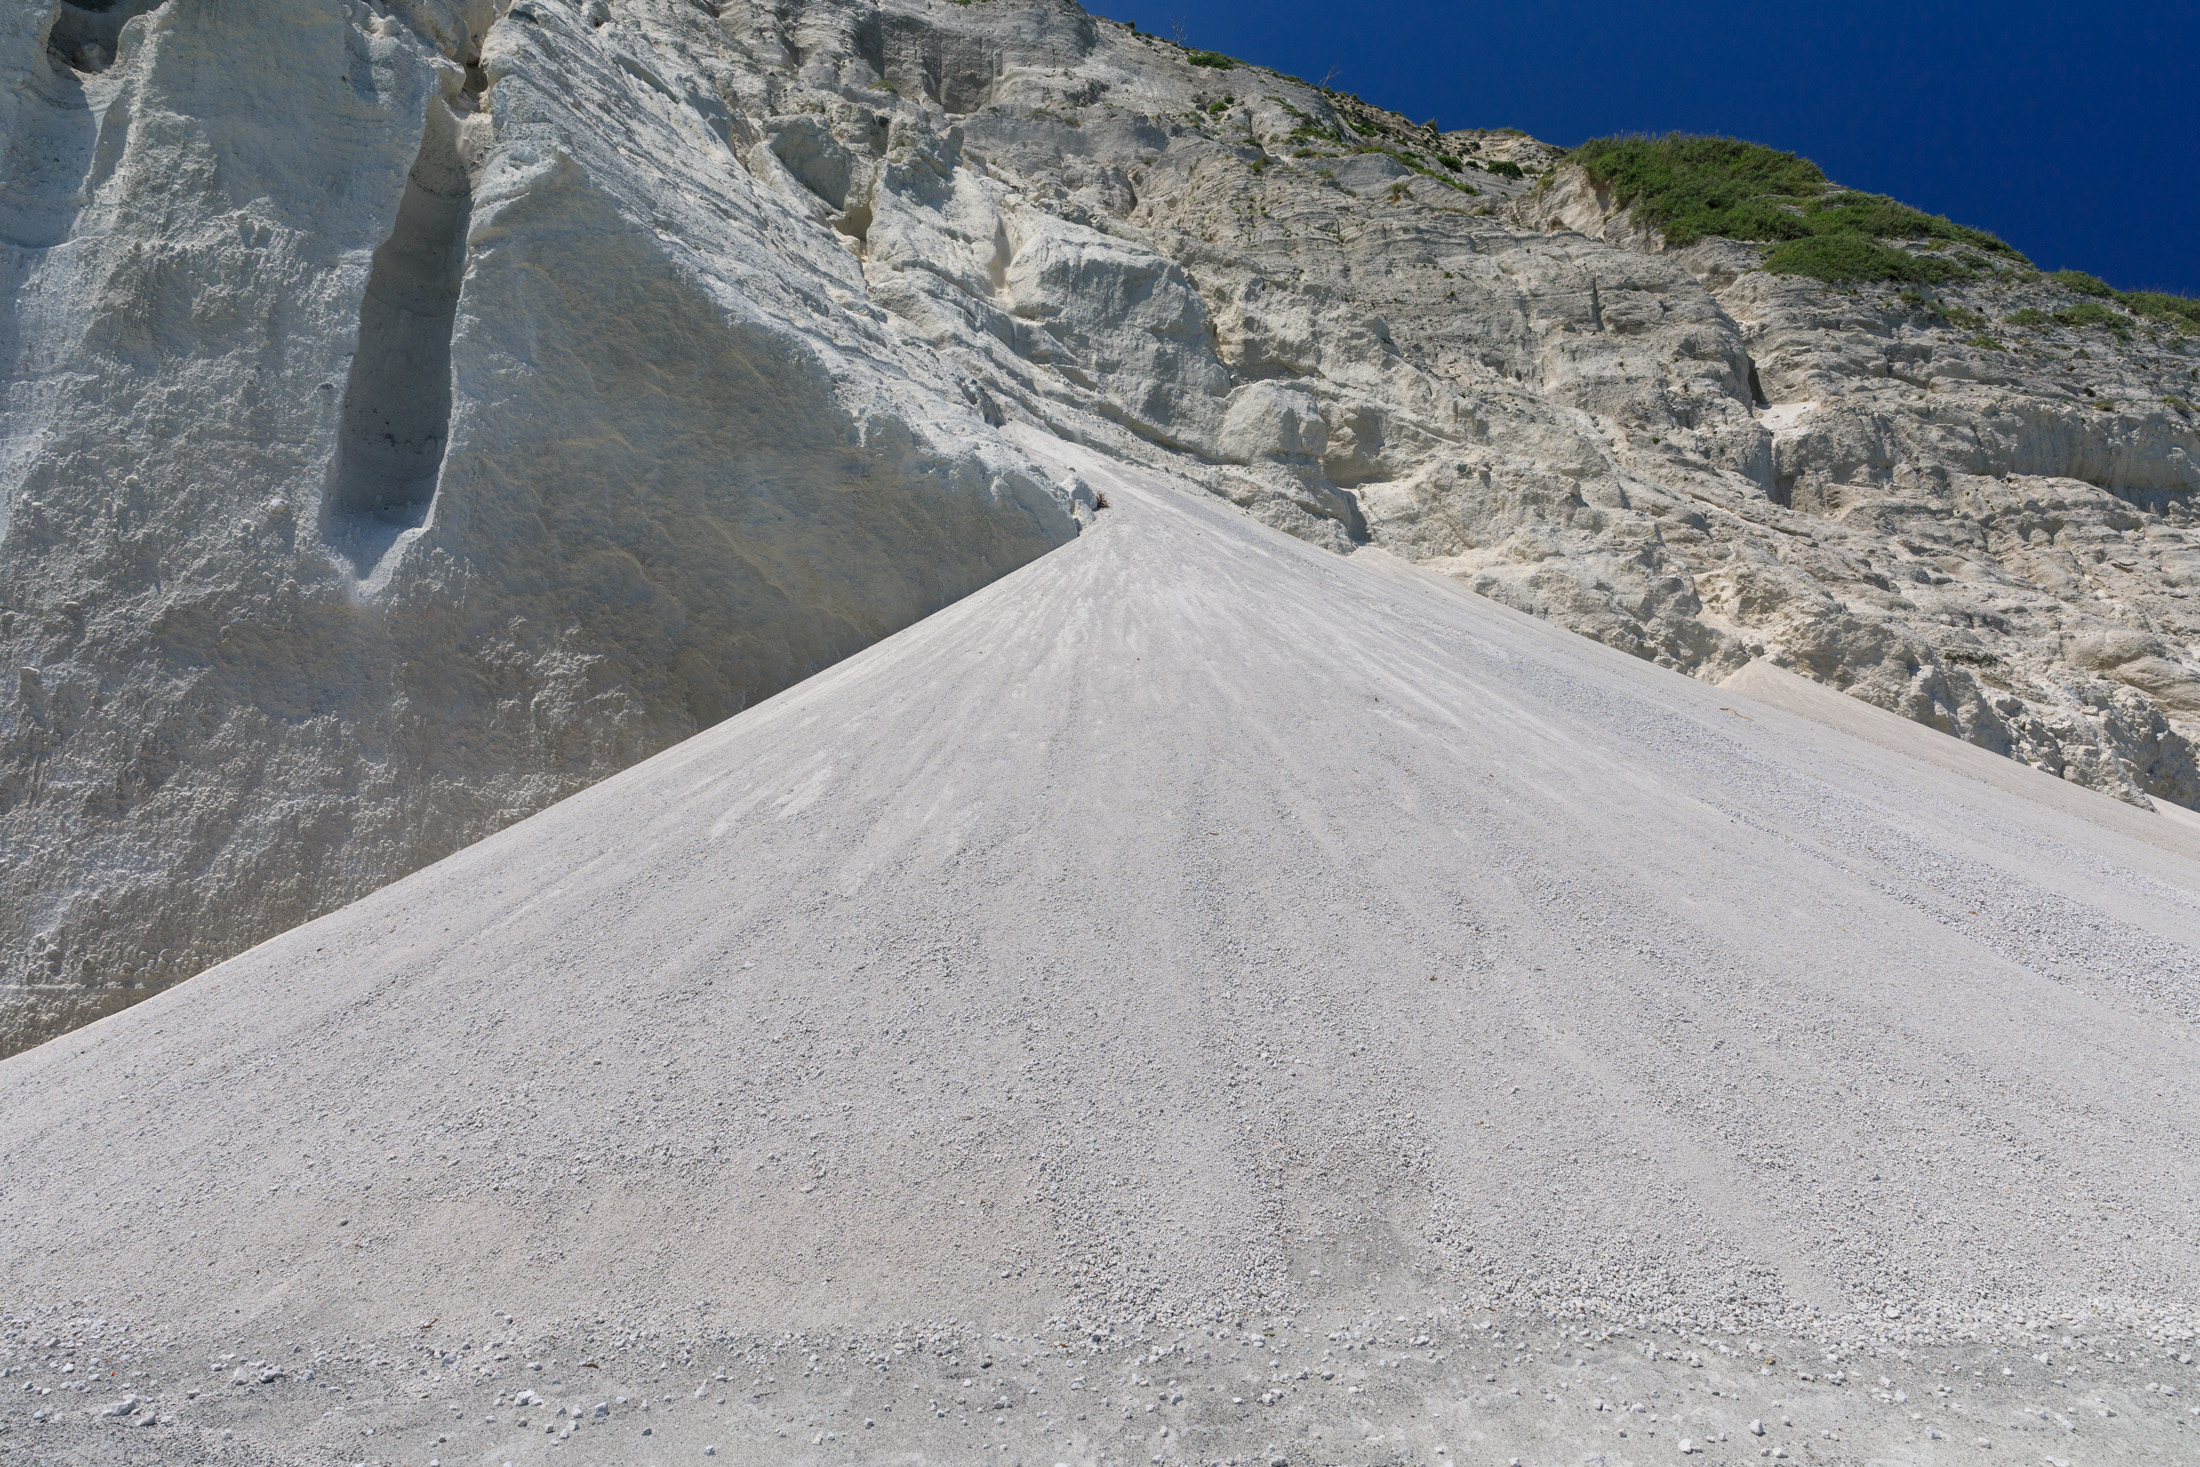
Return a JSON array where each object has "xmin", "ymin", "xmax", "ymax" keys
[{"xmin": 325, "ymin": 76, "xmax": 488, "ymax": 573}]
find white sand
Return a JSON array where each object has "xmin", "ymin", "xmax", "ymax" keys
[{"xmin": 4, "ymin": 447, "xmax": 2198, "ymax": 1461}]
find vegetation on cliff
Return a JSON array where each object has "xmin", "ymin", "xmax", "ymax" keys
[{"xmin": 1564, "ymin": 133, "xmax": 2020, "ymax": 281}]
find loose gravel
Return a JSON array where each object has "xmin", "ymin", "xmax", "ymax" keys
[{"xmin": 2, "ymin": 446, "xmax": 2196, "ymax": 1463}]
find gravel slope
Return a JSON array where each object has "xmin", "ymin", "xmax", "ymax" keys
[
  {"xmin": 3, "ymin": 444, "xmax": 2198, "ymax": 1462},
  {"xmin": 15, "ymin": 0, "xmax": 2200, "ymax": 1057}
]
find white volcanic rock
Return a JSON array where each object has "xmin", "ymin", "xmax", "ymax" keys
[
  {"xmin": 5, "ymin": 0, "xmax": 2200, "ymax": 1056},
  {"xmin": 1, "ymin": 446, "xmax": 2196, "ymax": 1462}
]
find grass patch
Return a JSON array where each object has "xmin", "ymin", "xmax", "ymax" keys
[
  {"xmin": 2050, "ymin": 269, "xmax": 2115, "ymax": 297},
  {"xmin": 1187, "ymin": 50, "xmax": 1234, "ymax": 69},
  {"xmin": 1568, "ymin": 134, "xmax": 1827, "ymax": 246},
  {"xmin": 1762, "ymin": 234, "xmax": 1964, "ymax": 285},
  {"xmin": 1564, "ymin": 133, "xmax": 2022, "ymax": 283},
  {"xmin": 1965, "ymin": 335, "xmax": 2005, "ymax": 351},
  {"xmin": 2005, "ymin": 308, "xmax": 2049, "ymax": 327},
  {"xmin": 2120, "ymin": 290, "xmax": 2200, "ymax": 329},
  {"xmin": 2053, "ymin": 302, "xmax": 2127, "ymax": 332},
  {"xmin": 2028, "ymin": 270, "xmax": 2200, "ymax": 330},
  {"xmin": 1352, "ymin": 145, "xmax": 1478, "ymax": 192},
  {"xmin": 1805, "ymin": 192, "xmax": 2013, "ymax": 254}
]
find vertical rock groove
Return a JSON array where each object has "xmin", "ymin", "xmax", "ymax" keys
[{"xmin": 324, "ymin": 91, "xmax": 475, "ymax": 572}]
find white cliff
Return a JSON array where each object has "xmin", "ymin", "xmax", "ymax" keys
[
  {"xmin": 0, "ymin": 0, "xmax": 1085, "ymax": 1049},
  {"xmin": 4, "ymin": 0, "xmax": 2199, "ymax": 1054}
]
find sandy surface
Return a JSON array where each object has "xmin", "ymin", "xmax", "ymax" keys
[{"xmin": 3, "ymin": 444, "xmax": 2198, "ymax": 1463}]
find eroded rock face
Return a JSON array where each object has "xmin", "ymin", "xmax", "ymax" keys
[
  {"xmin": 0, "ymin": 0, "xmax": 1082, "ymax": 1050},
  {"xmin": 3, "ymin": 0, "xmax": 2197, "ymax": 1050},
  {"xmin": 1516, "ymin": 173, "xmax": 2200, "ymax": 807}
]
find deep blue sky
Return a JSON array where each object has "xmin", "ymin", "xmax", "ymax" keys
[{"xmin": 1094, "ymin": 1, "xmax": 2200, "ymax": 296}]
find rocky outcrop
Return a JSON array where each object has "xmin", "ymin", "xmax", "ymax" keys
[
  {"xmin": 5, "ymin": 0, "xmax": 2198, "ymax": 1051},
  {"xmin": 1518, "ymin": 168, "xmax": 2200, "ymax": 805}
]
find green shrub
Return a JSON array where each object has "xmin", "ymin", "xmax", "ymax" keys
[
  {"xmin": 2031, "ymin": 273, "xmax": 2200, "ymax": 328},
  {"xmin": 2122, "ymin": 291, "xmax": 2200, "ymax": 328},
  {"xmin": 1565, "ymin": 134, "xmax": 2024, "ymax": 280},
  {"xmin": 2053, "ymin": 302, "xmax": 2126, "ymax": 330},
  {"xmin": 2050, "ymin": 269, "xmax": 2116, "ymax": 297},
  {"xmin": 1569, "ymin": 134, "xmax": 1826, "ymax": 245},
  {"xmin": 1187, "ymin": 50, "xmax": 1234, "ymax": 69},
  {"xmin": 1436, "ymin": 154, "xmax": 1462, "ymax": 171},
  {"xmin": 2005, "ymin": 308, "xmax": 2050, "ymax": 327},
  {"xmin": 1965, "ymin": 335, "xmax": 2005, "ymax": 351},
  {"xmin": 1761, "ymin": 233, "xmax": 1964, "ymax": 284},
  {"xmin": 1485, "ymin": 158, "xmax": 1524, "ymax": 179},
  {"xmin": 1801, "ymin": 192, "xmax": 2015, "ymax": 254}
]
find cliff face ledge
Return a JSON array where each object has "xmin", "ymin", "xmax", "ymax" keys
[{"xmin": 4, "ymin": 0, "xmax": 2198, "ymax": 1051}]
